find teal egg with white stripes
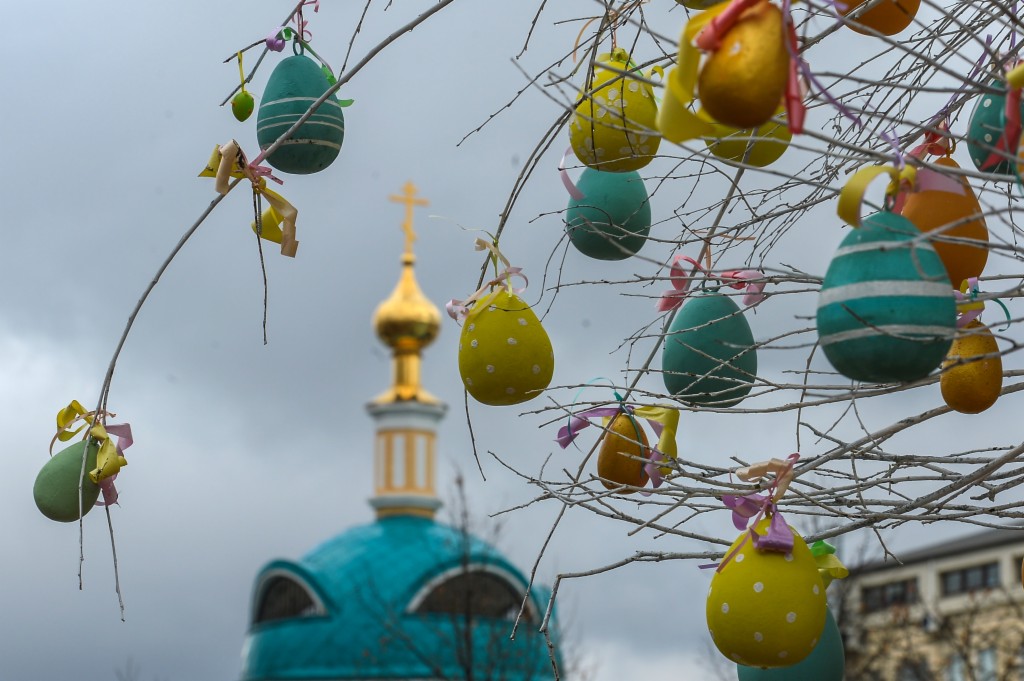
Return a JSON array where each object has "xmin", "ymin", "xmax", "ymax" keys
[
  {"xmin": 816, "ymin": 212, "xmax": 956, "ymax": 383},
  {"xmin": 662, "ymin": 291, "xmax": 757, "ymax": 406},
  {"xmin": 256, "ymin": 55, "xmax": 345, "ymax": 174}
]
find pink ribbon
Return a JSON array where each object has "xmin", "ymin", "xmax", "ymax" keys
[
  {"xmin": 783, "ymin": 17, "xmax": 805, "ymax": 134},
  {"xmin": 445, "ymin": 268, "xmax": 527, "ymax": 322},
  {"xmin": 695, "ymin": 0, "xmax": 761, "ymax": 52},
  {"xmin": 559, "ymin": 146, "xmax": 585, "ymax": 201},
  {"xmin": 720, "ymin": 270, "xmax": 767, "ymax": 306},
  {"xmin": 95, "ymin": 423, "xmax": 133, "ymax": 507},
  {"xmin": 657, "ymin": 256, "xmax": 707, "ymax": 312}
]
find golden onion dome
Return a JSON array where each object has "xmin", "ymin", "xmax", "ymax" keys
[{"xmin": 373, "ymin": 253, "xmax": 441, "ymax": 352}]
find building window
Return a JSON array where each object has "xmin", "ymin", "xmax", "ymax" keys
[
  {"xmin": 413, "ymin": 570, "xmax": 532, "ymax": 622},
  {"xmin": 253, "ymin": 574, "xmax": 323, "ymax": 624},
  {"xmin": 947, "ymin": 652, "xmax": 966, "ymax": 681},
  {"xmin": 978, "ymin": 647, "xmax": 996, "ymax": 681},
  {"xmin": 940, "ymin": 562, "xmax": 1000, "ymax": 596},
  {"xmin": 862, "ymin": 578, "xmax": 919, "ymax": 613},
  {"xmin": 898, "ymin": 658, "xmax": 930, "ymax": 680}
]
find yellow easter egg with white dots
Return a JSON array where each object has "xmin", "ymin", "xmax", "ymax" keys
[
  {"xmin": 569, "ymin": 49, "xmax": 661, "ymax": 172},
  {"xmin": 458, "ymin": 289, "xmax": 554, "ymax": 406},
  {"xmin": 706, "ymin": 519, "xmax": 826, "ymax": 669}
]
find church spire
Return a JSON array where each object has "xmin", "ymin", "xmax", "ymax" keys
[{"xmin": 367, "ymin": 182, "xmax": 445, "ymax": 520}]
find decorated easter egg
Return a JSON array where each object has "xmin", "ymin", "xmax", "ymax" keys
[
  {"xmin": 967, "ymin": 81, "xmax": 1024, "ymax": 176},
  {"xmin": 941, "ymin": 321, "xmax": 1002, "ymax": 414},
  {"xmin": 707, "ymin": 518, "xmax": 827, "ymax": 668},
  {"xmin": 596, "ymin": 412, "xmax": 650, "ymax": 490},
  {"xmin": 701, "ymin": 109, "xmax": 791, "ymax": 167},
  {"xmin": 458, "ymin": 290, "xmax": 554, "ymax": 406},
  {"xmin": 566, "ymin": 169, "xmax": 651, "ymax": 260},
  {"xmin": 838, "ymin": 0, "xmax": 920, "ymax": 35},
  {"xmin": 232, "ymin": 90, "xmax": 255, "ymax": 122},
  {"xmin": 698, "ymin": 2, "xmax": 788, "ymax": 130},
  {"xmin": 662, "ymin": 292, "xmax": 757, "ymax": 407},
  {"xmin": 675, "ymin": 0, "xmax": 727, "ymax": 8},
  {"xmin": 256, "ymin": 55, "xmax": 345, "ymax": 174},
  {"xmin": 569, "ymin": 49, "xmax": 661, "ymax": 172},
  {"xmin": 736, "ymin": 608, "xmax": 844, "ymax": 680},
  {"xmin": 816, "ymin": 212, "xmax": 956, "ymax": 383},
  {"xmin": 33, "ymin": 440, "xmax": 101, "ymax": 522},
  {"xmin": 900, "ymin": 156, "xmax": 988, "ymax": 289}
]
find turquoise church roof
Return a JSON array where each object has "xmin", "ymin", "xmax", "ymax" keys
[{"xmin": 240, "ymin": 515, "xmax": 555, "ymax": 680}]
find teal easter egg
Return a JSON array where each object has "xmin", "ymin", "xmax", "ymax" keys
[
  {"xmin": 33, "ymin": 440, "xmax": 101, "ymax": 522},
  {"xmin": 256, "ymin": 55, "xmax": 345, "ymax": 174},
  {"xmin": 565, "ymin": 169, "xmax": 651, "ymax": 260},
  {"xmin": 816, "ymin": 212, "xmax": 955, "ymax": 383},
  {"xmin": 662, "ymin": 291, "xmax": 757, "ymax": 406},
  {"xmin": 736, "ymin": 609, "xmax": 844, "ymax": 681},
  {"xmin": 966, "ymin": 81, "xmax": 1024, "ymax": 176}
]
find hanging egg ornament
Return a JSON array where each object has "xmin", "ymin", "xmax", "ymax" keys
[
  {"xmin": 33, "ymin": 440, "xmax": 102, "ymax": 522},
  {"xmin": 967, "ymin": 81, "xmax": 1024, "ymax": 176},
  {"xmin": 458, "ymin": 289, "xmax": 554, "ymax": 406},
  {"xmin": 736, "ymin": 608, "xmax": 844, "ymax": 681},
  {"xmin": 569, "ymin": 49, "xmax": 661, "ymax": 172},
  {"xmin": 900, "ymin": 156, "xmax": 988, "ymax": 289},
  {"xmin": 662, "ymin": 291, "xmax": 757, "ymax": 407},
  {"xmin": 231, "ymin": 90, "xmax": 255, "ymax": 122},
  {"xmin": 941, "ymin": 321, "xmax": 1002, "ymax": 414},
  {"xmin": 676, "ymin": 0, "xmax": 727, "ymax": 7},
  {"xmin": 565, "ymin": 169, "xmax": 651, "ymax": 260},
  {"xmin": 707, "ymin": 518, "xmax": 827, "ymax": 668},
  {"xmin": 256, "ymin": 55, "xmax": 345, "ymax": 174},
  {"xmin": 701, "ymin": 109, "xmax": 791, "ymax": 167},
  {"xmin": 817, "ymin": 212, "xmax": 956, "ymax": 383},
  {"xmin": 596, "ymin": 412, "xmax": 650, "ymax": 490},
  {"xmin": 838, "ymin": 0, "xmax": 920, "ymax": 36},
  {"xmin": 698, "ymin": 2, "xmax": 788, "ymax": 130}
]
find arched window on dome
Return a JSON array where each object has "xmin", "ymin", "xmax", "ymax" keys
[
  {"xmin": 252, "ymin": 571, "xmax": 326, "ymax": 625},
  {"xmin": 409, "ymin": 566, "xmax": 535, "ymax": 623}
]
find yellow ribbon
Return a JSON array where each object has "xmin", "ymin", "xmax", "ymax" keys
[
  {"xmin": 656, "ymin": 5, "xmax": 730, "ymax": 144},
  {"xmin": 632, "ymin": 405, "xmax": 680, "ymax": 474},
  {"xmin": 836, "ymin": 164, "xmax": 917, "ymax": 228},
  {"xmin": 199, "ymin": 142, "xmax": 299, "ymax": 257},
  {"xmin": 87, "ymin": 424, "xmax": 127, "ymax": 484},
  {"xmin": 54, "ymin": 399, "xmax": 90, "ymax": 446},
  {"xmin": 810, "ymin": 540, "xmax": 850, "ymax": 588}
]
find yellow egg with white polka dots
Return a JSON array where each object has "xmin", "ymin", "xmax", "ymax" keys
[
  {"xmin": 569, "ymin": 48, "xmax": 661, "ymax": 172},
  {"xmin": 458, "ymin": 289, "xmax": 554, "ymax": 406},
  {"xmin": 706, "ymin": 518, "xmax": 826, "ymax": 669}
]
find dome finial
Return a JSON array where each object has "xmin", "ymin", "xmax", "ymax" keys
[{"xmin": 372, "ymin": 182, "xmax": 441, "ymax": 404}]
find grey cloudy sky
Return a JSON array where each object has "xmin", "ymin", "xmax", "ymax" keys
[{"xmin": 2, "ymin": 2, "xmax": 1015, "ymax": 680}]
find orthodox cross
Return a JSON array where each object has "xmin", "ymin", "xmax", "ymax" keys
[{"xmin": 389, "ymin": 181, "xmax": 429, "ymax": 258}]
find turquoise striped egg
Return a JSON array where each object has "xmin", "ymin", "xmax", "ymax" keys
[
  {"xmin": 256, "ymin": 55, "xmax": 345, "ymax": 174},
  {"xmin": 662, "ymin": 291, "xmax": 757, "ymax": 406},
  {"xmin": 565, "ymin": 169, "xmax": 651, "ymax": 260},
  {"xmin": 966, "ymin": 80, "xmax": 1024, "ymax": 176},
  {"xmin": 816, "ymin": 212, "xmax": 955, "ymax": 383}
]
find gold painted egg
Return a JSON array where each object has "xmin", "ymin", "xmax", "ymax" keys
[
  {"xmin": 700, "ymin": 108, "xmax": 791, "ymax": 167},
  {"xmin": 569, "ymin": 48, "xmax": 661, "ymax": 172},
  {"xmin": 458, "ymin": 290, "xmax": 554, "ymax": 406},
  {"xmin": 596, "ymin": 412, "xmax": 650, "ymax": 490},
  {"xmin": 941, "ymin": 321, "xmax": 1002, "ymax": 414},
  {"xmin": 707, "ymin": 518, "xmax": 826, "ymax": 668},
  {"xmin": 698, "ymin": 2, "xmax": 788, "ymax": 130}
]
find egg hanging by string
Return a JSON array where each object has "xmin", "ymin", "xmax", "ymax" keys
[
  {"xmin": 596, "ymin": 412, "xmax": 650, "ymax": 490},
  {"xmin": 33, "ymin": 440, "xmax": 102, "ymax": 522},
  {"xmin": 941, "ymin": 320, "xmax": 1002, "ymax": 414},
  {"xmin": 736, "ymin": 608, "xmax": 844, "ymax": 680},
  {"xmin": 838, "ymin": 0, "xmax": 921, "ymax": 36},
  {"xmin": 966, "ymin": 79, "xmax": 1024, "ymax": 177},
  {"xmin": 569, "ymin": 48, "xmax": 661, "ymax": 172},
  {"xmin": 700, "ymin": 108, "xmax": 791, "ymax": 167},
  {"xmin": 564, "ymin": 168, "xmax": 651, "ymax": 260}
]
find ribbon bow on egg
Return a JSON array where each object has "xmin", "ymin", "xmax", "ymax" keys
[
  {"xmin": 199, "ymin": 140, "xmax": 299, "ymax": 257},
  {"xmin": 445, "ymin": 239, "xmax": 528, "ymax": 322},
  {"xmin": 657, "ymin": 255, "xmax": 768, "ymax": 312},
  {"xmin": 51, "ymin": 400, "xmax": 134, "ymax": 506},
  {"xmin": 954, "ymin": 277, "xmax": 1011, "ymax": 330}
]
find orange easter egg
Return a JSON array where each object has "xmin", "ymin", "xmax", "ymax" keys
[{"xmin": 839, "ymin": 0, "xmax": 920, "ymax": 36}]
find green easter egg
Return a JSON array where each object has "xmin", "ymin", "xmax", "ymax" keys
[
  {"xmin": 662, "ymin": 291, "xmax": 757, "ymax": 407},
  {"xmin": 736, "ymin": 609, "xmax": 844, "ymax": 681},
  {"xmin": 33, "ymin": 440, "xmax": 101, "ymax": 522},
  {"xmin": 232, "ymin": 91, "xmax": 255, "ymax": 122},
  {"xmin": 966, "ymin": 80, "xmax": 1024, "ymax": 176},
  {"xmin": 816, "ymin": 212, "xmax": 955, "ymax": 383},
  {"xmin": 256, "ymin": 55, "xmax": 345, "ymax": 175},
  {"xmin": 565, "ymin": 168, "xmax": 651, "ymax": 260}
]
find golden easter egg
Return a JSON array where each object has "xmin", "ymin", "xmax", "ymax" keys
[
  {"xmin": 839, "ymin": 0, "xmax": 920, "ymax": 36},
  {"xmin": 596, "ymin": 412, "xmax": 650, "ymax": 490},
  {"xmin": 707, "ymin": 519, "xmax": 826, "ymax": 668},
  {"xmin": 676, "ymin": 0, "xmax": 727, "ymax": 7},
  {"xmin": 941, "ymin": 321, "xmax": 1002, "ymax": 414},
  {"xmin": 700, "ymin": 108, "xmax": 791, "ymax": 167},
  {"xmin": 698, "ymin": 2, "xmax": 788, "ymax": 130},
  {"xmin": 458, "ymin": 290, "xmax": 554, "ymax": 406},
  {"xmin": 900, "ymin": 156, "xmax": 988, "ymax": 289},
  {"xmin": 569, "ymin": 48, "xmax": 661, "ymax": 172}
]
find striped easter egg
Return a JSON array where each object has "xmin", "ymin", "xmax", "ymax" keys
[
  {"xmin": 816, "ymin": 212, "xmax": 956, "ymax": 383},
  {"xmin": 256, "ymin": 55, "xmax": 345, "ymax": 175}
]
